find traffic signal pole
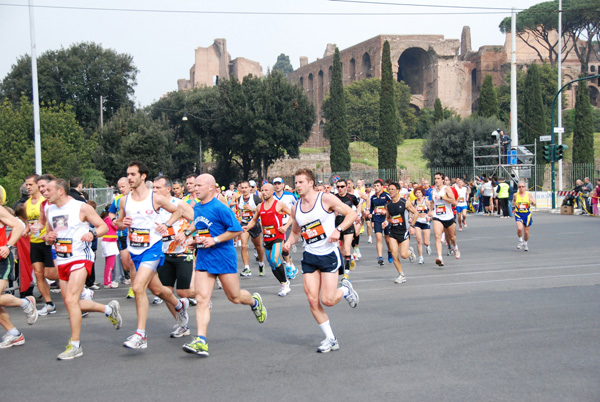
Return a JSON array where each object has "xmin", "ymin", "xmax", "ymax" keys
[{"xmin": 549, "ymin": 74, "xmax": 600, "ymax": 208}]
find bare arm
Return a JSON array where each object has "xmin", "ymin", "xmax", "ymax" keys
[
  {"xmin": 80, "ymin": 204, "xmax": 108, "ymax": 242},
  {"xmin": 322, "ymin": 193, "xmax": 358, "ymax": 243},
  {"xmin": 0, "ymin": 207, "xmax": 24, "ymax": 258},
  {"xmin": 283, "ymin": 206, "xmax": 302, "ymax": 253}
]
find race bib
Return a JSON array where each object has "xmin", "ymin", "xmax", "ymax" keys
[
  {"xmin": 436, "ymin": 205, "xmax": 447, "ymax": 215},
  {"xmin": 375, "ymin": 206, "xmax": 386, "ymax": 215},
  {"xmin": 390, "ymin": 215, "xmax": 403, "ymax": 225},
  {"xmin": 55, "ymin": 238, "xmax": 73, "ymax": 258},
  {"xmin": 301, "ymin": 220, "xmax": 326, "ymax": 244},
  {"xmin": 241, "ymin": 209, "xmax": 253, "ymax": 222},
  {"xmin": 129, "ymin": 228, "xmax": 150, "ymax": 248},
  {"xmin": 262, "ymin": 225, "xmax": 276, "ymax": 239},
  {"xmin": 518, "ymin": 203, "xmax": 529, "ymax": 211},
  {"xmin": 417, "ymin": 205, "xmax": 428, "ymax": 213},
  {"xmin": 458, "ymin": 197, "xmax": 465, "ymax": 203},
  {"xmin": 194, "ymin": 229, "xmax": 211, "ymax": 249},
  {"xmin": 162, "ymin": 226, "xmax": 176, "ymax": 242}
]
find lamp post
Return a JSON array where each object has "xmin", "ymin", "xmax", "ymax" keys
[{"xmin": 182, "ymin": 112, "xmax": 203, "ymax": 174}]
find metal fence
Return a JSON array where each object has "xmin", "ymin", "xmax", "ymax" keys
[{"xmin": 83, "ymin": 187, "xmax": 116, "ymax": 211}]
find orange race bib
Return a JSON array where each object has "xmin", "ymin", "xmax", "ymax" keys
[
  {"xmin": 162, "ymin": 225, "xmax": 176, "ymax": 242},
  {"xmin": 194, "ymin": 229, "xmax": 211, "ymax": 249},
  {"xmin": 417, "ymin": 205, "xmax": 428, "ymax": 213},
  {"xmin": 129, "ymin": 228, "xmax": 150, "ymax": 248},
  {"xmin": 241, "ymin": 209, "xmax": 253, "ymax": 222},
  {"xmin": 390, "ymin": 215, "xmax": 403, "ymax": 225},
  {"xmin": 301, "ymin": 220, "xmax": 326, "ymax": 244},
  {"xmin": 55, "ymin": 238, "xmax": 73, "ymax": 258},
  {"xmin": 458, "ymin": 197, "xmax": 465, "ymax": 203},
  {"xmin": 436, "ymin": 205, "xmax": 447, "ymax": 215},
  {"xmin": 518, "ymin": 203, "xmax": 529, "ymax": 212},
  {"xmin": 262, "ymin": 225, "xmax": 277, "ymax": 239},
  {"xmin": 375, "ymin": 206, "xmax": 386, "ymax": 215}
]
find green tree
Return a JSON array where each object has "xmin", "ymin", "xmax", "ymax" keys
[
  {"xmin": 572, "ymin": 80, "xmax": 595, "ymax": 163},
  {"xmin": 272, "ymin": 54, "xmax": 294, "ymax": 75},
  {"xmin": 0, "ymin": 42, "xmax": 138, "ymax": 132},
  {"xmin": 378, "ymin": 41, "xmax": 399, "ymax": 171},
  {"xmin": 323, "ymin": 48, "xmax": 350, "ymax": 173},
  {"xmin": 478, "ymin": 75, "xmax": 499, "ymax": 118},
  {"xmin": 563, "ymin": 0, "xmax": 600, "ymax": 73},
  {"xmin": 520, "ymin": 64, "xmax": 547, "ymax": 168},
  {"xmin": 433, "ymin": 98, "xmax": 444, "ymax": 123}
]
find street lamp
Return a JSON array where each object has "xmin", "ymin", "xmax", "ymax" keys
[{"xmin": 181, "ymin": 111, "xmax": 202, "ymax": 174}]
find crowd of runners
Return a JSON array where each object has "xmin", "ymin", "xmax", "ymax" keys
[{"xmin": 0, "ymin": 165, "xmax": 536, "ymax": 358}]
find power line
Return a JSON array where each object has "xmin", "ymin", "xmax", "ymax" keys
[
  {"xmin": 329, "ymin": 0, "xmax": 524, "ymax": 11},
  {"xmin": 0, "ymin": 2, "xmax": 516, "ymax": 16}
]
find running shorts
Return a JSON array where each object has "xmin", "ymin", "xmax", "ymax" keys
[
  {"xmin": 514, "ymin": 212, "xmax": 532, "ymax": 227},
  {"xmin": 301, "ymin": 249, "xmax": 342, "ymax": 274}
]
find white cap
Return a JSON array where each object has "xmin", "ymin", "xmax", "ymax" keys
[
  {"xmin": 249, "ymin": 180, "xmax": 257, "ymax": 187},
  {"xmin": 273, "ymin": 177, "xmax": 284, "ymax": 184}
]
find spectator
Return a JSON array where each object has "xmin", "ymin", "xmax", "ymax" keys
[
  {"xmin": 12, "ymin": 183, "xmax": 29, "ymax": 210},
  {"xmin": 592, "ymin": 178, "xmax": 600, "ymax": 216},
  {"xmin": 501, "ymin": 131, "xmax": 511, "ymax": 164},
  {"xmin": 85, "ymin": 200, "xmax": 99, "ymax": 290},
  {"xmin": 69, "ymin": 177, "xmax": 88, "ymax": 202},
  {"xmin": 100, "ymin": 206, "xmax": 119, "ymax": 288}
]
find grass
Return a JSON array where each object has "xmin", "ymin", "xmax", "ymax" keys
[
  {"xmin": 300, "ymin": 147, "xmax": 328, "ymax": 154},
  {"xmin": 561, "ymin": 132, "xmax": 600, "ymax": 161},
  {"xmin": 348, "ymin": 139, "xmax": 427, "ymax": 171}
]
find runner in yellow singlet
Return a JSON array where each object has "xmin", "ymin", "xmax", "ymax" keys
[{"xmin": 513, "ymin": 181, "xmax": 536, "ymax": 252}]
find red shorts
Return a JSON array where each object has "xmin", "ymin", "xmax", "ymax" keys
[{"xmin": 58, "ymin": 260, "xmax": 93, "ymax": 281}]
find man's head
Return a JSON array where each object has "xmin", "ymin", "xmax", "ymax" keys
[
  {"xmin": 25, "ymin": 174, "xmax": 40, "ymax": 197},
  {"xmin": 117, "ymin": 177, "xmax": 130, "ymax": 195},
  {"xmin": 70, "ymin": 177, "xmax": 83, "ymax": 190},
  {"xmin": 239, "ymin": 181, "xmax": 250, "ymax": 196},
  {"xmin": 336, "ymin": 180, "xmax": 348, "ymax": 196},
  {"xmin": 273, "ymin": 177, "xmax": 284, "ymax": 193},
  {"xmin": 294, "ymin": 168, "xmax": 316, "ymax": 197},
  {"xmin": 261, "ymin": 183, "xmax": 274, "ymax": 201},
  {"xmin": 584, "ymin": 177, "xmax": 590, "ymax": 184},
  {"xmin": 388, "ymin": 182, "xmax": 400, "ymax": 196},
  {"xmin": 185, "ymin": 174, "xmax": 196, "ymax": 194},
  {"xmin": 374, "ymin": 179, "xmax": 384, "ymax": 193},
  {"xmin": 434, "ymin": 172, "xmax": 444, "ymax": 187},
  {"xmin": 127, "ymin": 161, "xmax": 150, "ymax": 190},
  {"xmin": 172, "ymin": 179, "xmax": 184, "ymax": 198},
  {"xmin": 195, "ymin": 174, "xmax": 217, "ymax": 202},
  {"xmin": 153, "ymin": 175, "xmax": 172, "ymax": 197},
  {"xmin": 229, "ymin": 182, "xmax": 236, "ymax": 191},
  {"xmin": 248, "ymin": 180, "xmax": 257, "ymax": 191},
  {"xmin": 517, "ymin": 181, "xmax": 527, "ymax": 192},
  {"xmin": 46, "ymin": 179, "xmax": 69, "ymax": 204},
  {"xmin": 36, "ymin": 174, "xmax": 56, "ymax": 198},
  {"xmin": 356, "ymin": 179, "xmax": 364, "ymax": 189}
]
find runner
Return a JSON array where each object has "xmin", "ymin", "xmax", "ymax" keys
[
  {"xmin": 455, "ymin": 178, "xmax": 469, "ymax": 231},
  {"xmin": 429, "ymin": 173, "xmax": 460, "ymax": 266},
  {"xmin": 364, "ymin": 183, "xmax": 374, "ymax": 243},
  {"xmin": 181, "ymin": 174, "xmax": 267, "ymax": 357},
  {"xmin": 44, "ymin": 179, "xmax": 122, "ymax": 360},
  {"xmin": 245, "ymin": 183, "xmax": 292, "ymax": 296},
  {"xmin": 368, "ymin": 179, "xmax": 392, "ymax": 266},
  {"xmin": 237, "ymin": 181, "xmax": 265, "ymax": 277},
  {"xmin": 116, "ymin": 161, "xmax": 194, "ymax": 350},
  {"xmin": 381, "ymin": 182, "xmax": 417, "ymax": 283},
  {"xmin": 283, "ymin": 168, "xmax": 359, "ymax": 353},
  {"xmin": 108, "ymin": 177, "xmax": 135, "ymax": 299},
  {"xmin": 0, "ymin": 205, "xmax": 38, "ymax": 349},
  {"xmin": 347, "ymin": 179, "xmax": 369, "ymax": 263},
  {"xmin": 513, "ymin": 181, "xmax": 536, "ymax": 251},
  {"xmin": 272, "ymin": 177, "xmax": 298, "ymax": 279},
  {"xmin": 412, "ymin": 186, "xmax": 431, "ymax": 264},
  {"xmin": 333, "ymin": 180, "xmax": 359, "ymax": 278}
]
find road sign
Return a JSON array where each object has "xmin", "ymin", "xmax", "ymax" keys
[
  {"xmin": 553, "ymin": 127, "xmax": 564, "ymax": 134},
  {"xmin": 332, "ymin": 175, "xmax": 340, "ymax": 182},
  {"xmin": 540, "ymin": 135, "xmax": 551, "ymax": 142}
]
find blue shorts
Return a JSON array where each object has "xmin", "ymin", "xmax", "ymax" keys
[
  {"xmin": 373, "ymin": 221, "xmax": 390, "ymax": 235},
  {"xmin": 456, "ymin": 206, "xmax": 467, "ymax": 213},
  {"xmin": 301, "ymin": 249, "xmax": 342, "ymax": 274},
  {"xmin": 514, "ymin": 212, "xmax": 532, "ymax": 227},
  {"xmin": 414, "ymin": 221, "xmax": 430, "ymax": 230},
  {"xmin": 130, "ymin": 241, "xmax": 165, "ymax": 271}
]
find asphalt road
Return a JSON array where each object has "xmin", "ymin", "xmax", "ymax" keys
[{"xmin": 3, "ymin": 212, "xmax": 599, "ymax": 402}]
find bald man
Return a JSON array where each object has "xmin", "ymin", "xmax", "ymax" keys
[{"xmin": 181, "ymin": 174, "xmax": 267, "ymax": 357}]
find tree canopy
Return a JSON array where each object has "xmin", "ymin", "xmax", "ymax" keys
[
  {"xmin": 378, "ymin": 40, "xmax": 398, "ymax": 170},
  {"xmin": 272, "ymin": 54, "xmax": 294, "ymax": 75},
  {"xmin": 478, "ymin": 75, "xmax": 499, "ymax": 118},
  {"xmin": 572, "ymin": 81, "xmax": 595, "ymax": 164}
]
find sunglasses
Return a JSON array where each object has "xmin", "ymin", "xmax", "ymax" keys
[{"xmin": 336, "ymin": 185, "xmax": 346, "ymax": 189}]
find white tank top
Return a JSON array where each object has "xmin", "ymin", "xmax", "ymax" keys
[
  {"xmin": 238, "ymin": 194, "xmax": 259, "ymax": 224},
  {"xmin": 456, "ymin": 187, "xmax": 468, "ymax": 207},
  {"xmin": 125, "ymin": 191, "xmax": 162, "ymax": 254},
  {"xmin": 157, "ymin": 196, "xmax": 192, "ymax": 255},
  {"xmin": 414, "ymin": 198, "xmax": 430, "ymax": 224},
  {"xmin": 295, "ymin": 192, "xmax": 337, "ymax": 256},
  {"xmin": 432, "ymin": 186, "xmax": 454, "ymax": 221},
  {"xmin": 47, "ymin": 199, "xmax": 93, "ymax": 264}
]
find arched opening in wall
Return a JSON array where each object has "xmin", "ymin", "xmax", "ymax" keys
[
  {"xmin": 471, "ymin": 69, "xmax": 477, "ymax": 94},
  {"xmin": 318, "ymin": 70, "xmax": 324, "ymax": 100},
  {"xmin": 300, "ymin": 77, "xmax": 304, "ymax": 89},
  {"xmin": 361, "ymin": 53, "xmax": 372, "ymax": 78},
  {"xmin": 308, "ymin": 73, "xmax": 314, "ymax": 95},
  {"xmin": 397, "ymin": 48, "xmax": 429, "ymax": 95},
  {"xmin": 589, "ymin": 85, "xmax": 600, "ymax": 107},
  {"xmin": 591, "ymin": 66, "xmax": 596, "ymax": 72},
  {"xmin": 328, "ymin": 66, "xmax": 333, "ymax": 82},
  {"xmin": 410, "ymin": 104, "xmax": 421, "ymax": 116},
  {"xmin": 349, "ymin": 58, "xmax": 356, "ymax": 81}
]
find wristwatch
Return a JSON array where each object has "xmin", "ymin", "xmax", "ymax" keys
[
  {"xmin": 89, "ymin": 227, "xmax": 98, "ymax": 239},
  {"xmin": 214, "ymin": 237, "xmax": 220, "ymax": 244},
  {"xmin": 336, "ymin": 225, "xmax": 343, "ymax": 233},
  {"xmin": 183, "ymin": 229, "xmax": 193, "ymax": 237}
]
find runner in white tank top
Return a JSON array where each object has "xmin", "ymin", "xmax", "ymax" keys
[{"xmin": 429, "ymin": 173, "xmax": 460, "ymax": 267}]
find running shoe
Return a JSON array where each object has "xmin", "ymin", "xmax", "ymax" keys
[
  {"xmin": 171, "ymin": 324, "xmax": 191, "ymax": 338},
  {"xmin": 152, "ymin": 297, "xmax": 163, "ymax": 305},
  {"xmin": 343, "ymin": 273, "xmax": 350, "ymax": 280},
  {"xmin": 89, "ymin": 284, "xmax": 100, "ymax": 290},
  {"xmin": 57, "ymin": 341, "xmax": 83, "ymax": 360},
  {"xmin": 464, "ymin": 223, "xmax": 468, "ymax": 228},
  {"xmin": 278, "ymin": 281, "xmax": 291, "ymax": 297},
  {"xmin": 394, "ymin": 274, "xmax": 407, "ymax": 284},
  {"xmin": 289, "ymin": 265, "xmax": 298, "ymax": 280},
  {"xmin": 354, "ymin": 247, "xmax": 362, "ymax": 259},
  {"xmin": 24, "ymin": 296, "xmax": 38, "ymax": 325},
  {"xmin": 107, "ymin": 300, "xmax": 122, "ymax": 330},
  {"xmin": 458, "ymin": 227, "xmax": 463, "ymax": 232},
  {"xmin": 317, "ymin": 337, "xmax": 339, "ymax": 353},
  {"xmin": 123, "ymin": 332, "xmax": 147, "ymax": 349},
  {"xmin": 215, "ymin": 277, "xmax": 223, "ymax": 289},
  {"xmin": 126, "ymin": 287, "xmax": 135, "ymax": 299},
  {"xmin": 388, "ymin": 251, "xmax": 393, "ymax": 263},
  {"xmin": 38, "ymin": 304, "xmax": 56, "ymax": 316},
  {"xmin": 523, "ymin": 244, "xmax": 529, "ymax": 252},
  {"xmin": 189, "ymin": 298, "xmax": 197, "ymax": 306},
  {"xmin": 254, "ymin": 250, "xmax": 259, "ymax": 261},
  {"xmin": 251, "ymin": 293, "xmax": 267, "ymax": 323},
  {"xmin": 454, "ymin": 248, "xmax": 461, "ymax": 259},
  {"xmin": 349, "ymin": 259, "xmax": 356, "ymax": 271},
  {"xmin": 378, "ymin": 257, "xmax": 384, "ymax": 266},
  {"xmin": 240, "ymin": 267, "xmax": 252, "ymax": 277},
  {"xmin": 517, "ymin": 241, "xmax": 523, "ymax": 250},
  {"xmin": 183, "ymin": 336, "xmax": 209, "ymax": 356},
  {"xmin": 426, "ymin": 245, "xmax": 431, "ymax": 255},
  {"xmin": 285, "ymin": 264, "xmax": 292, "ymax": 279},
  {"xmin": 446, "ymin": 245, "xmax": 453, "ymax": 256},
  {"xmin": 418, "ymin": 256, "xmax": 424, "ymax": 264},
  {"xmin": 291, "ymin": 244, "xmax": 297, "ymax": 254},
  {"xmin": 80, "ymin": 288, "xmax": 94, "ymax": 301},
  {"xmin": 341, "ymin": 278, "xmax": 359, "ymax": 308},
  {"xmin": 435, "ymin": 257, "xmax": 444, "ymax": 267},
  {"xmin": 368, "ymin": 236, "xmax": 372, "ymax": 244},
  {"xmin": 176, "ymin": 298, "xmax": 190, "ymax": 328},
  {"xmin": 258, "ymin": 264, "xmax": 265, "ymax": 276},
  {"xmin": 0, "ymin": 332, "xmax": 25, "ymax": 349},
  {"xmin": 104, "ymin": 282, "xmax": 119, "ymax": 289},
  {"xmin": 408, "ymin": 247, "xmax": 416, "ymax": 263}
]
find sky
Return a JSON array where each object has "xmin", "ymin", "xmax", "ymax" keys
[{"xmin": 0, "ymin": 0, "xmax": 545, "ymax": 107}]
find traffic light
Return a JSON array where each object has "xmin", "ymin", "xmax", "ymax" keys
[
  {"xmin": 556, "ymin": 144, "xmax": 568, "ymax": 160},
  {"xmin": 543, "ymin": 145, "xmax": 553, "ymax": 162}
]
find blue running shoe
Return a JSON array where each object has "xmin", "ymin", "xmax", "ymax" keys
[
  {"xmin": 290, "ymin": 265, "xmax": 298, "ymax": 280},
  {"xmin": 388, "ymin": 251, "xmax": 393, "ymax": 264}
]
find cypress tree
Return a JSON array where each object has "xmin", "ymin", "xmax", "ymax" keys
[
  {"xmin": 572, "ymin": 80, "xmax": 595, "ymax": 164},
  {"xmin": 478, "ymin": 74, "xmax": 499, "ymax": 118},
  {"xmin": 378, "ymin": 40, "xmax": 398, "ymax": 171},
  {"xmin": 324, "ymin": 47, "xmax": 351, "ymax": 172},
  {"xmin": 433, "ymin": 98, "xmax": 443, "ymax": 123},
  {"xmin": 520, "ymin": 64, "xmax": 546, "ymax": 166}
]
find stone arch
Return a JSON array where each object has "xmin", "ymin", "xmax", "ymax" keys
[
  {"xmin": 349, "ymin": 58, "xmax": 356, "ymax": 81},
  {"xmin": 397, "ymin": 48, "xmax": 431, "ymax": 95},
  {"xmin": 318, "ymin": 70, "xmax": 324, "ymax": 101},
  {"xmin": 299, "ymin": 76, "xmax": 304, "ymax": 89},
  {"xmin": 361, "ymin": 53, "xmax": 372, "ymax": 78},
  {"xmin": 409, "ymin": 104, "xmax": 421, "ymax": 115},
  {"xmin": 589, "ymin": 85, "xmax": 600, "ymax": 107},
  {"xmin": 308, "ymin": 73, "xmax": 314, "ymax": 102}
]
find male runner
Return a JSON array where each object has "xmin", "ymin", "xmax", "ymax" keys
[
  {"xmin": 368, "ymin": 179, "xmax": 392, "ymax": 266},
  {"xmin": 381, "ymin": 182, "xmax": 417, "ymax": 283},
  {"xmin": 181, "ymin": 174, "xmax": 267, "ymax": 357},
  {"xmin": 347, "ymin": 179, "xmax": 368, "ymax": 263},
  {"xmin": 45, "ymin": 179, "xmax": 122, "ymax": 359},
  {"xmin": 513, "ymin": 181, "xmax": 536, "ymax": 251},
  {"xmin": 455, "ymin": 178, "xmax": 469, "ymax": 230},
  {"xmin": 283, "ymin": 168, "xmax": 359, "ymax": 353},
  {"xmin": 273, "ymin": 177, "xmax": 298, "ymax": 279},
  {"xmin": 0, "ymin": 205, "xmax": 38, "ymax": 349},
  {"xmin": 116, "ymin": 161, "xmax": 194, "ymax": 350},
  {"xmin": 429, "ymin": 173, "xmax": 459, "ymax": 266},
  {"xmin": 153, "ymin": 175, "xmax": 196, "ymax": 338},
  {"xmin": 172, "ymin": 179, "xmax": 185, "ymax": 199},
  {"xmin": 237, "ymin": 181, "xmax": 265, "ymax": 277},
  {"xmin": 245, "ymin": 183, "xmax": 292, "ymax": 296},
  {"xmin": 333, "ymin": 180, "xmax": 359, "ymax": 278},
  {"xmin": 182, "ymin": 174, "xmax": 197, "ymax": 204},
  {"xmin": 108, "ymin": 177, "xmax": 135, "ymax": 298}
]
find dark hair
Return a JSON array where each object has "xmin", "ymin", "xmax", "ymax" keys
[
  {"xmin": 185, "ymin": 174, "xmax": 196, "ymax": 181},
  {"xmin": 100, "ymin": 205, "xmax": 110, "ymax": 220},
  {"xmin": 87, "ymin": 200, "xmax": 97, "ymax": 209},
  {"xmin": 388, "ymin": 182, "xmax": 400, "ymax": 190},
  {"xmin": 154, "ymin": 175, "xmax": 173, "ymax": 189},
  {"xmin": 70, "ymin": 177, "xmax": 83, "ymax": 188},
  {"xmin": 26, "ymin": 174, "xmax": 39, "ymax": 181},
  {"xmin": 374, "ymin": 179, "xmax": 383, "ymax": 186},
  {"xmin": 128, "ymin": 161, "xmax": 150, "ymax": 180},
  {"xmin": 37, "ymin": 174, "xmax": 56, "ymax": 183},
  {"xmin": 434, "ymin": 172, "xmax": 443, "ymax": 179},
  {"xmin": 52, "ymin": 178, "xmax": 69, "ymax": 194},
  {"xmin": 173, "ymin": 179, "xmax": 183, "ymax": 186},
  {"xmin": 294, "ymin": 168, "xmax": 316, "ymax": 184}
]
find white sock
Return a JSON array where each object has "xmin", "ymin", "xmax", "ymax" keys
[
  {"xmin": 258, "ymin": 262, "xmax": 264, "ymax": 267},
  {"xmin": 21, "ymin": 299, "xmax": 30, "ymax": 309},
  {"xmin": 519, "ymin": 237, "xmax": 523, "ymax": 242},
  {"xmin": 175, "ymin": 300, "xmax": 183, "ymax": 311},
  {"xmin": 523, "ymin": 241, "xmax": 528, "ymax": 245},
  {"xmin": 319, "ymin": 320, "xmax": 335, "ymax": 340},
  {"xmin": 244, "ymin": 265, "xmax": 249, "ymax": 269},
  {"xmin": 104, "ymin": 305, "xmax": 113, "ymax": 316},
  {"xmin": 8, "ymin": 327, "xmax": 20, "ymax": 336},
  {"xmin": 340, "ymin": 286, "xmax": 349, "ymax": 298},
  {"xmin": 136, "ymin": 329, "xmax": 146, "ymax": 337},
  {"xmin": 71, "ymin": 340, "xmax": 81, "ymax": 348}
]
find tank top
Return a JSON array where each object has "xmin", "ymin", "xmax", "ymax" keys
[
  {"xmin": 456, "ymin": 187, "xmax": 468, "ymax": 207},
  {"xmin": 432, "ymin": 186, "xmax": 454, "ymax": 221},
  {"xmin": 414, "ymin": 198, "xmax": 430, "ymax": 224},
  {"xmin": 26, "ymin": 196, "xmax": 47, "ymax": 243},
  {"xmin": 386, "ymin": 198, "xmax": 409, "ymax": 233},
  {"xmin": 295, "ymin": 192, "xmax": 337, "ymax": 256},
  {"xmin": 259, "ymin": 200, "xmax": 285, "ymax": 242},
  {"xmin": 515, "ymin": 192, "xmax": 531, "ymax": 213},
  {"xmin": 0, "ymin": 222, "xmax": 6, "ymax": 248},
  {"xmin": 238, "ymin": 195, "xmax": 259, "ymax": 224},
  {"xmin": 125, "ymin": 191, "xmax": 162, "ymax": 255},
  {"xmin": 158, "ymin": 196, "xmax": 191, "ymax": 255},
  {"xmin": 46, "ymin": 199, "xmax": 93, "ymax": 264}
]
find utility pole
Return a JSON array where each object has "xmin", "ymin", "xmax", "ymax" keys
[
  {"xmin": 29, "ymin": 0, "xmax": 42, "ymax": 174},
  {"xmin": 100, "ymin": 95, "xmax": 104, "ymax": 129},
  {"xmin": 510, "ymin": 8, "xmax": 519, "ymax": 148},
  {"xmin": 557, "ymin": 0, "xmax": 563, "ymax": 190}
]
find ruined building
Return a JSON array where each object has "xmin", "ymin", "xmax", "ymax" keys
[{"xmin": 178, "ymin": 38, "xmax": 263, "ymax": 90}]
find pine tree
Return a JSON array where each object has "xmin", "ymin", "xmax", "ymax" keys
[
  {"xmin": 324, "ymin": 47, "xmax": 350, "ymax": 173},
  {"xmin": 572, "ymin": 80, "xmax": 595, "ymax": 164},
  {"xmin": 520, "ymin": 64, "xmax": 546, "ymax": 165},
  {"xmin": 433, "ymin": 98, "xmax": 443, "ymax": 123},
  {"xmin": 378, "ymin": 41, "xmax": 398, "ymax": 171},
  {"xmin": 478, "ymin": 75, "xmax": 499, "ymax": 118}
]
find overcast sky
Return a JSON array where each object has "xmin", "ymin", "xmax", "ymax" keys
[{"xmin": 1, "ymin": 0, "xmax": 544, "ymax": 107}]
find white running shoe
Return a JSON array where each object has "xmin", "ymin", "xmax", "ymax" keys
[
  {"xmin": 215, "ymin": 277, "xmax": 223, "ymax": 289},
  {"xmin": 517, "ymin": 241, "xmax": 523, "ymax": 250},
  {"xmin": 0, "ymin": 332, "xmax": 25, "ymax": 349},
  {"xmin": 523, "ymin": 244, "xmax": 529, "ymax": 252},
  {"xmin": 291, "ymin": 244, "xmax": 297, "ymax": 254},
  {"xmin": 418, "ymin": 256, "xmax": 424, "ymax": 264},
  {"xmin": 354, "ymin": 247, "xmax": 362, "ymax": 259},
  {"xmin": 277, "ymin": 281, "xmax": 291, "ymax": 297},
  {"xmin": 170, "ymin": 324, "xmax": 191, "ymax": 338},
  {"xmin": 317, "ymin": 337, "xmax": 339, "ymax": 353},
  {"xmin": 426, "ymin": 245, "xmax": 431, "ymax": 255},
  {"xmin": 80, "ymin": 287, "xmax": 94, "ymax": 301},
  {"xmin": 394, "ymin": 274, "xmax": 407, "ymax": 284},
  {"xmin": 123, "ymin": 333, "xmax": 147, "ymax": 349},
  {"xmin": 38, "ymin": 304, "xmax": 56, "ymax": 316},
  {"xmin": 176, "ymin": 298, "xmax": 190, "ymax": 328},
  {"xmin": 341, "ymin": 278, "xmax": 359, "ymax": 308},
  {"xmin": 408, "ymin": 247, "xmax": 416, "ymax": 263},
  {"xmin": 368, "ymin": 236, "xmax": 372, "ymax": 244},
  {"xmin": 107, "ymin": 300, "xmax": 122, "ymax": 330},
  {"xmin": 24, "ymin": 296, "xmax": 38, "ymax": 325}
]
